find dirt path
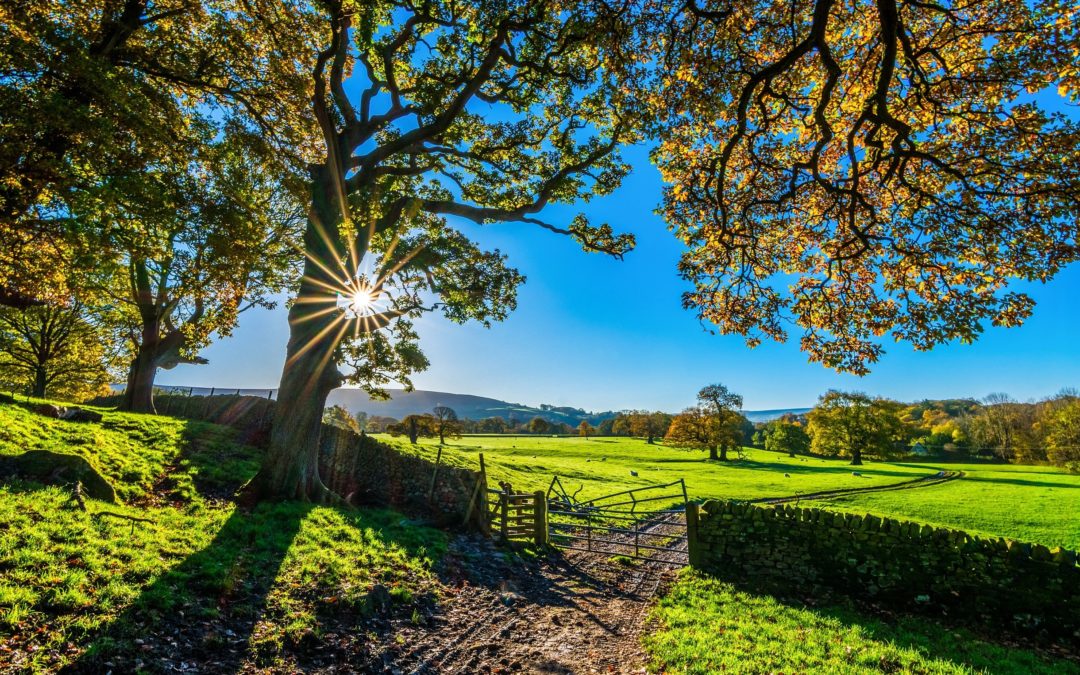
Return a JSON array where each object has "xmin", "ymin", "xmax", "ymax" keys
[
  {"xmin": 751, "ymin": 469, "xmax": 963, "ymax": 505},
  {"xmin": 376, "ymin": 514, "xmax": 688, "ymax": 674}
]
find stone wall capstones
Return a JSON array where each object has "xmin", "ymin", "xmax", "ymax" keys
[{"xmin": 688, "ymin": 499, "xmax": 1080, "ymax": 642}]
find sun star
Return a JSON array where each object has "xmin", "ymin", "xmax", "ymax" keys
[{"xmin": 350, "ymin": 288, "xmax": 376, "ymax": 315}]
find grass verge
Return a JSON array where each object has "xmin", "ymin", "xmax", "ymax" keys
[{"xmin": 644, "ymin": 572, "xmax": 1079, "ymax": 674}]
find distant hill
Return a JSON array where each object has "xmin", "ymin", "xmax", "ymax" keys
[
  {"xmin": 326, "ymin": 388, "xmax": 618, "ymax": 426},
  {"xmin": 145, "ymin": 384, "xmax": 811, "ymax": 425},
  {"xmin": 327, "ymin": 389, "xmax": 811, "ymax": 425},
  {"xmin": 740, "ymin": 408, "xmax": 812, "ymax": 423}
]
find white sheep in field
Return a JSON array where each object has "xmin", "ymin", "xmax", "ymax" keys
[{"xmin": 852, "ymin": 471, "xmax": 863, "ymax": 477}]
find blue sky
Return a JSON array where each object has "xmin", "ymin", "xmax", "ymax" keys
[{"xmin": 158, "ymin": 139, "xmax": 1080, "ymax": 413}]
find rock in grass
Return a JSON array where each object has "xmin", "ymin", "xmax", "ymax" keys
[{"xmin": 7, "ymin": 449, "xmax": 117, "ymax": 503}]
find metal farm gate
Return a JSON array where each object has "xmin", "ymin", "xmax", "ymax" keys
[{"xmin": 544, "ymin": 477, "xmax": 690, "ymax": 568}]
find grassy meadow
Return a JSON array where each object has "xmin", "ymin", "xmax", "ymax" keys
[
  {"xmin": 645, "ymin": 572, "xmax": 1080, "ymax": 675},
  {"xmin": 386, "ymin": 434, "xmax": 1080, "ymax": 550},
  {"xmin": 0, "ymin": 400, "xmax": 444, "ymax": 672},
  {"xmin": 1, "ymin": 402, "xmax": 1075, "ymax": 673}
]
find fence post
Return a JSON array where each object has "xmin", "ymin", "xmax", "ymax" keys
[
  {"xmin": 427, "ymin": 445, "xmax": 443, "ymax": 503},
  {"xmin": 462, "ymin": 475, "xmax": 483, "ymax": 530},
  {"xmin": 686, "ymin": 502, "xmax": 701, "ymax": 568},
  {"xmin": 500, "ymin": 492, "xmax": 509, "ymax": 539},
  {"xmin": 533, "ymin": 490, "xmax": 548, "ymax": 546}
]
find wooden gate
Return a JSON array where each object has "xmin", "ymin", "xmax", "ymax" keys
[{"xmin": 488, "ymin": 486, "xmax": 548, "ymax": 545}]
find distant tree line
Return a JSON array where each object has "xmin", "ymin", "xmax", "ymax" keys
[
  {"xmin": 330, "ymin": 384, "xmax": 1080, "ymax": 474},
  {"xmin": 750, "ymin": 390, "xmax": 1080, "ymax": 472}
]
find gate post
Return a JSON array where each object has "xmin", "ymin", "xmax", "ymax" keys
[
  {"xmin": 500, "ymin": 492, "xmax": 509, "ymax": 539},
  {"xmin": 686, "ymin": 502, "xmax": 701, "ymax": 568},
  {"xmin": 533, "ymin": 490, "xmax": 548, "ymax": 546}
]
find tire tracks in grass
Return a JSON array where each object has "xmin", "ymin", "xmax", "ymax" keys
[{"xmin": 750, "ymin": 469, "xmax": 963, "ymax": 506}]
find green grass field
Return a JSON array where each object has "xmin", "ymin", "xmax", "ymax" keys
[
  {"xmin": 2, "ymin": 404, "xmax": 1075, "ymax": 672},
  {"xmin": 645, "ymin": 572, "xmax": 1080, "ymax": 675},
  {"xmin": 0, "ymin": 400, "xmax": 444, "ymax": 672},
  {"xmin": 387, "ymin": 434, "xmax": 1080, "ymax": 549}
]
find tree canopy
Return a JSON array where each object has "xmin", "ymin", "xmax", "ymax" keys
[
  {"xmin": 806, "ymin": 390, "xmax": 907, "ymax": 464},
  {"xmin": 0, "ymin": 301, "xmax": 117, "ymax": 400},
  {"xmin": 647, "ymin": 0, "xmax": 1080, "ymax": 374},
  {"xmin": 0, "ymin": 0, "xmax": 318, "ymax": 307},
  {"xmin": 764, "ymin": 420, "xmax": 811, "ymax": 458}
]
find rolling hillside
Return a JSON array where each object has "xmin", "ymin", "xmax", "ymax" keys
[
  {"xmin": 146, "ymin": 385, "xmax": 811, "ymax": 424},
  {"xmin": 327, "ymin": 388, "xmax": 617, "ymax": 425}
]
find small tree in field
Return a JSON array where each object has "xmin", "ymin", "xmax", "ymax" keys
[
  {"xmin": 1042, "ymin": 399, "xmax": 1080, "ymax": 473},
  {"xmin": 578, "ymin": 421, "xmax": 595, "ymax": 439},
  {"xmin": 628, "ymin": 411, "xmax": 672, "ymax": 444},
  {"xmin": 387, "ymin": 414, "xmax": 437, "ymax": 445},
  {"xmin": 432, "ymin": 405, "xmax": 462, "ymax": 445},
  {"xmin": 807, "ymin": 391, "xmax": 906, "ymax": 465},
  {"xmin": 764, "ymin": 420, "xmax": 811, "ymax": 458},
  {"xmin": 323, "ymin": 405, "xmax": 361, "ymax": 435},
  {"xmin": 666, "ymin": 406, "xmax": 723, "ymax": 460},
  {"xmin": 0, "ymin": 301, "xmax": 118, "ymax": 400},
  {"xmin": 528, "ymin": 417, "xmax": 551, "ymax": 435},
  {"xmin": 694, "ymin": 384, "xmax": 745, "ymax": 461}
]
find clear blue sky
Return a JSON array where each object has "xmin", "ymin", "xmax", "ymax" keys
[{"xmin": 159, "ymin": 142, "xmax": 1080, "ymax": 413}]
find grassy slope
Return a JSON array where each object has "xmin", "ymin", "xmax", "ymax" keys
[
  {"xmin": 823, "ymin": 463, "xmax": 1080, "ymax": 550},
  {"xmin": 645, "ymin": 572, "xmax": 1080, "ymax": 675},
  {"xmin": 384, "ymin": 434, "xmax": 936, "ymax": 500},
  {"xmin": 0, "ymin": 400, "xmax": 445, "ymax": 673},
  {"xmin": 385, "ymin": 435, "xmax": 1079, "ymax": 548}
]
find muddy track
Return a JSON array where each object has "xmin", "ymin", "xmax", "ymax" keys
[
  {"xmin": 751, "ymin": 469, "xmax": 963, "ymax": 505},
  {"xmin": 378, "ymin": 512, "xmax": 689, "ymax": 674}
]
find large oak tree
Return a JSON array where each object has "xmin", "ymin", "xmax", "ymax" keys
[
  {"xmin": 248, "ymin": 0, "xmax": 640, "ymax": 501},
  {"xmin": 83, "ymin": 133, "xmax": 304, "ymax": 413}
]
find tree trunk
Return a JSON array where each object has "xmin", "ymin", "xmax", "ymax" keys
[
  {"xmin": 719, "ymin": 445, "xmax": 729, "ymax": 461},
  {"xmin": 646, "ymin": 434, "xmax": 654, "ymax": 444},
  {"xmin": 849, "ymin": 449, "xmax": 863, "ymax": 466},
  {"xmin": 709, "ymin": 445, "xmax": 718, "ymax": 460},
  {"xmin": 246, "ymin": 165, "xmax": 348, "ymax": 503},
  {"xmin": 32, "ymin": 366, "xmax": 47, "ymax": 398},
  {"xmin": 121, "ymin": 315, "xmax": 162, "ymax": 413}
]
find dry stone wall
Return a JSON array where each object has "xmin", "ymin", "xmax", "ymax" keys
[
  {"xmin": 688, "ymin": 499, "xmax": 1080, "ymax": 642},
  {"xmin": 319, "ymin": 425, "xmax": 488, "ymax": 530},
  {"xmin": 91, "ymin": 393, "xmax": 274, "ymax": 446}
]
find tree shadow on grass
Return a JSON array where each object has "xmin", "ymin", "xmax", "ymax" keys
[
  {"xmin": 64, "ymin": 502, "xmax": 310, "ymax": 674},
  {"xmin": 671, "ymin": 574, "xmax": 1078, "ymax": 674}
]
